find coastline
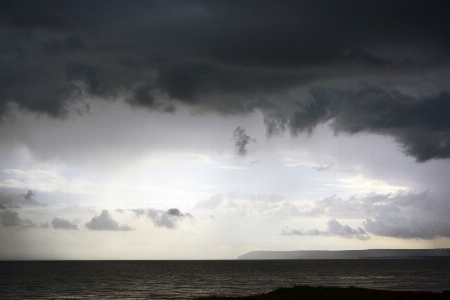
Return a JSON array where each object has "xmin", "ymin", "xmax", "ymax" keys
[{"xmin": 194, "ymin": 285, "xmax": 450, "ymax": 300}]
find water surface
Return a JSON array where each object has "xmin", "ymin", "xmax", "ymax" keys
[{"xmin": 1, "ymin": 259, "xmax": 449, "ymax": 299}]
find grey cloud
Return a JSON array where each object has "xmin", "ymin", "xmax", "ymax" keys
[
  {"xmin": 292, "ymin": 190, "xmax": 450, "ymax": 240},
  {"xmin": 131, "ymin": 209, "xmax": 146, "ymax": 217},
  {"xmin": 51, "ymin": 217, "xmax": 78, "ymax": 230},
  {"xmin": 250, "ymin": 160, "xmax": 259, "ymax": 166},
  {"xmin": 264, "ymin": 113, "xmax": 289, "ymax": 137},
  {"xmin": 40, "ymin": 222, "xmax": 50, "ymax": 229},
  {"xmin": 156, "ymin": 61, "xmax": 307, "ymax": 107},
  {"xmin": 147, "ymin": 209, "xmax": 176, "ymax": 229},
  {"xmin": 281, "ymin": 227, "xmax": 326, "ymax": 237},
  {"xmin": 133, "ymin": 208, "xmax": 192, "ymax": 229},
  {"xmin": 194, "ymin": 194, "xmax": 223, "ymax": 209},
  {"xmin": 127, "ymin": 84, "xmax": 155, "ymax": 107},
  {"xmin": 0, "ymin": 210, "xmax": 21, "ymax": 227},
  {"xmin": 266, "ymin": 84, "xmax": 450, "ymax": 162},
  {"xmin": 282, "ymin": 219, "xmax": 369, "ymax": 240},
  {"xmin": 149, "ymin": 208, "xmax": 192, "ymax": 229},
  {"xmin": 233, "ymin": 127, "xmax": 255, "ymax": 156},
  {"xmin": 361, "ymin": 191, "xmax": 450, "ymax": 239},
  {"xmin": 0, "ymin": 190, "xmax": 46, "ymax": 209},
  {"xmin": 23, "ymin": 190, "xmax": 34, "ymax": 200},
  {"xmin": 85, "ymin": 210, "xmax": 133, "ymax": 231},
  {"xmin": 0, "ymin": 210, "xmax": 48, "ymax": 229},
  {"xmin": 167, "ymin": 208, "xmax": 184, "ymax": 217},
  {"xmin": 313, "ymin": 163, "xmax": 334, "ymax": 171},
  {"xmin": 0, "ymin": 194, "xmax": 12, "ymax": 210},
  {"xmin": 21, "ymin": 190, "xmax": 46, "ymax": 207},
  {"xmin": 363, "ymin": 217, "xmax": 450, "ymax": 240},
  {"xmin": 327, "ymin": 219, "xmax": 369, "ymax": 240},
  {"xmin": 1, "ymin": 1, "xmax": 450, "ymax": 161},
  {"xmin": 300, "ymin": 190, "xmax": 447, "ymax": 218}
]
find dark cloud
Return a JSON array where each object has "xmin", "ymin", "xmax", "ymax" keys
[
  {"xmin": 282, "ymin": 85, "xmax": 450, "ymax": 162},
  {"xmin": 1, "ymin": 1, "xmax": 450, "ymax": 160},
  {"xmin": 0, "ymin": 210, "xmax": 48, "ymax": 229},
  {"xmin": 233, "ymin": 127, "xmax": 255, "ymax": 156},
  {"xmin": 282, "ymin": 219, "xmax": 369, "ymax": 240},
  {"xmin": 51, "ymin": 217, "xmax": 78, "ymax": 230},
  {"xmin": 85, "ymin": 210, "xmax": 133, "ymax": 231},
  {"xmin": 132, "ymin": 208, "xmax": 192, "ymax": 229}
]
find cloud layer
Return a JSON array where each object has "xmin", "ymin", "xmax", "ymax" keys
[{"xmin": 1, "ymin": 1, "xmax": 450, "ymax": 161}]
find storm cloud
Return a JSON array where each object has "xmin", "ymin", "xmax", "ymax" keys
[
  {"xmin": 267, "ymin": 85, "xmax": 450, "ymax": 162},
  {"xmin": 1, "ymin": 1, "xmax": 450, "ymax": 161}
]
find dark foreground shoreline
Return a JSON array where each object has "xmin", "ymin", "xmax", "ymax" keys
[{"xmin": 194, "ymin": 285, "xmax": 450, "ymax": 300}]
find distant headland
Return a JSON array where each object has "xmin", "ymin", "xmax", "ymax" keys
[{"xmin": 237, "ymin": 249, "xmax": 450, "ymax": 260}]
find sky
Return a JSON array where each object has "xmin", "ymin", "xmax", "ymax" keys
[{"xmin": 1, "ymin": 0, "xmax": 450, "ymax": 260}]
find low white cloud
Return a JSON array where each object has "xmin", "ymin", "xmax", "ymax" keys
[
  {"xmin": 327, "ymin": 174, "xmax": 409, "ymax": 194},
  {"xmin": 194, "ymin": 194, "xmax": 223, "ymax": 209},
  {"xmin": 216, "ymin": 166, "xmax": 246, "ymax": 170},
  {"xmin": 0, "ymin": 169, "xmax": 98, "ymax": 194}
]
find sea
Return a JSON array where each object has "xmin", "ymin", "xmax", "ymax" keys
[{"xmin": 1, "ymin": 259, "xmax": 449, "ymax": 299}]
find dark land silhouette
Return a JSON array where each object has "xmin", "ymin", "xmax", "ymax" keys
[{"xmin": 237, "ymin": 249, "xmax": 450, "ymax": 260}]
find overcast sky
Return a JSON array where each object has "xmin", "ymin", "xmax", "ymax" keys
[{"xmin": 1, "ymin": 0, "xmax": 450, "ymax": 260}]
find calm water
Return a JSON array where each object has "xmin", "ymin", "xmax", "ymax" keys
[{"xmin": 1, "ymin": 259, "xmax": 449, "ymax": 299}]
